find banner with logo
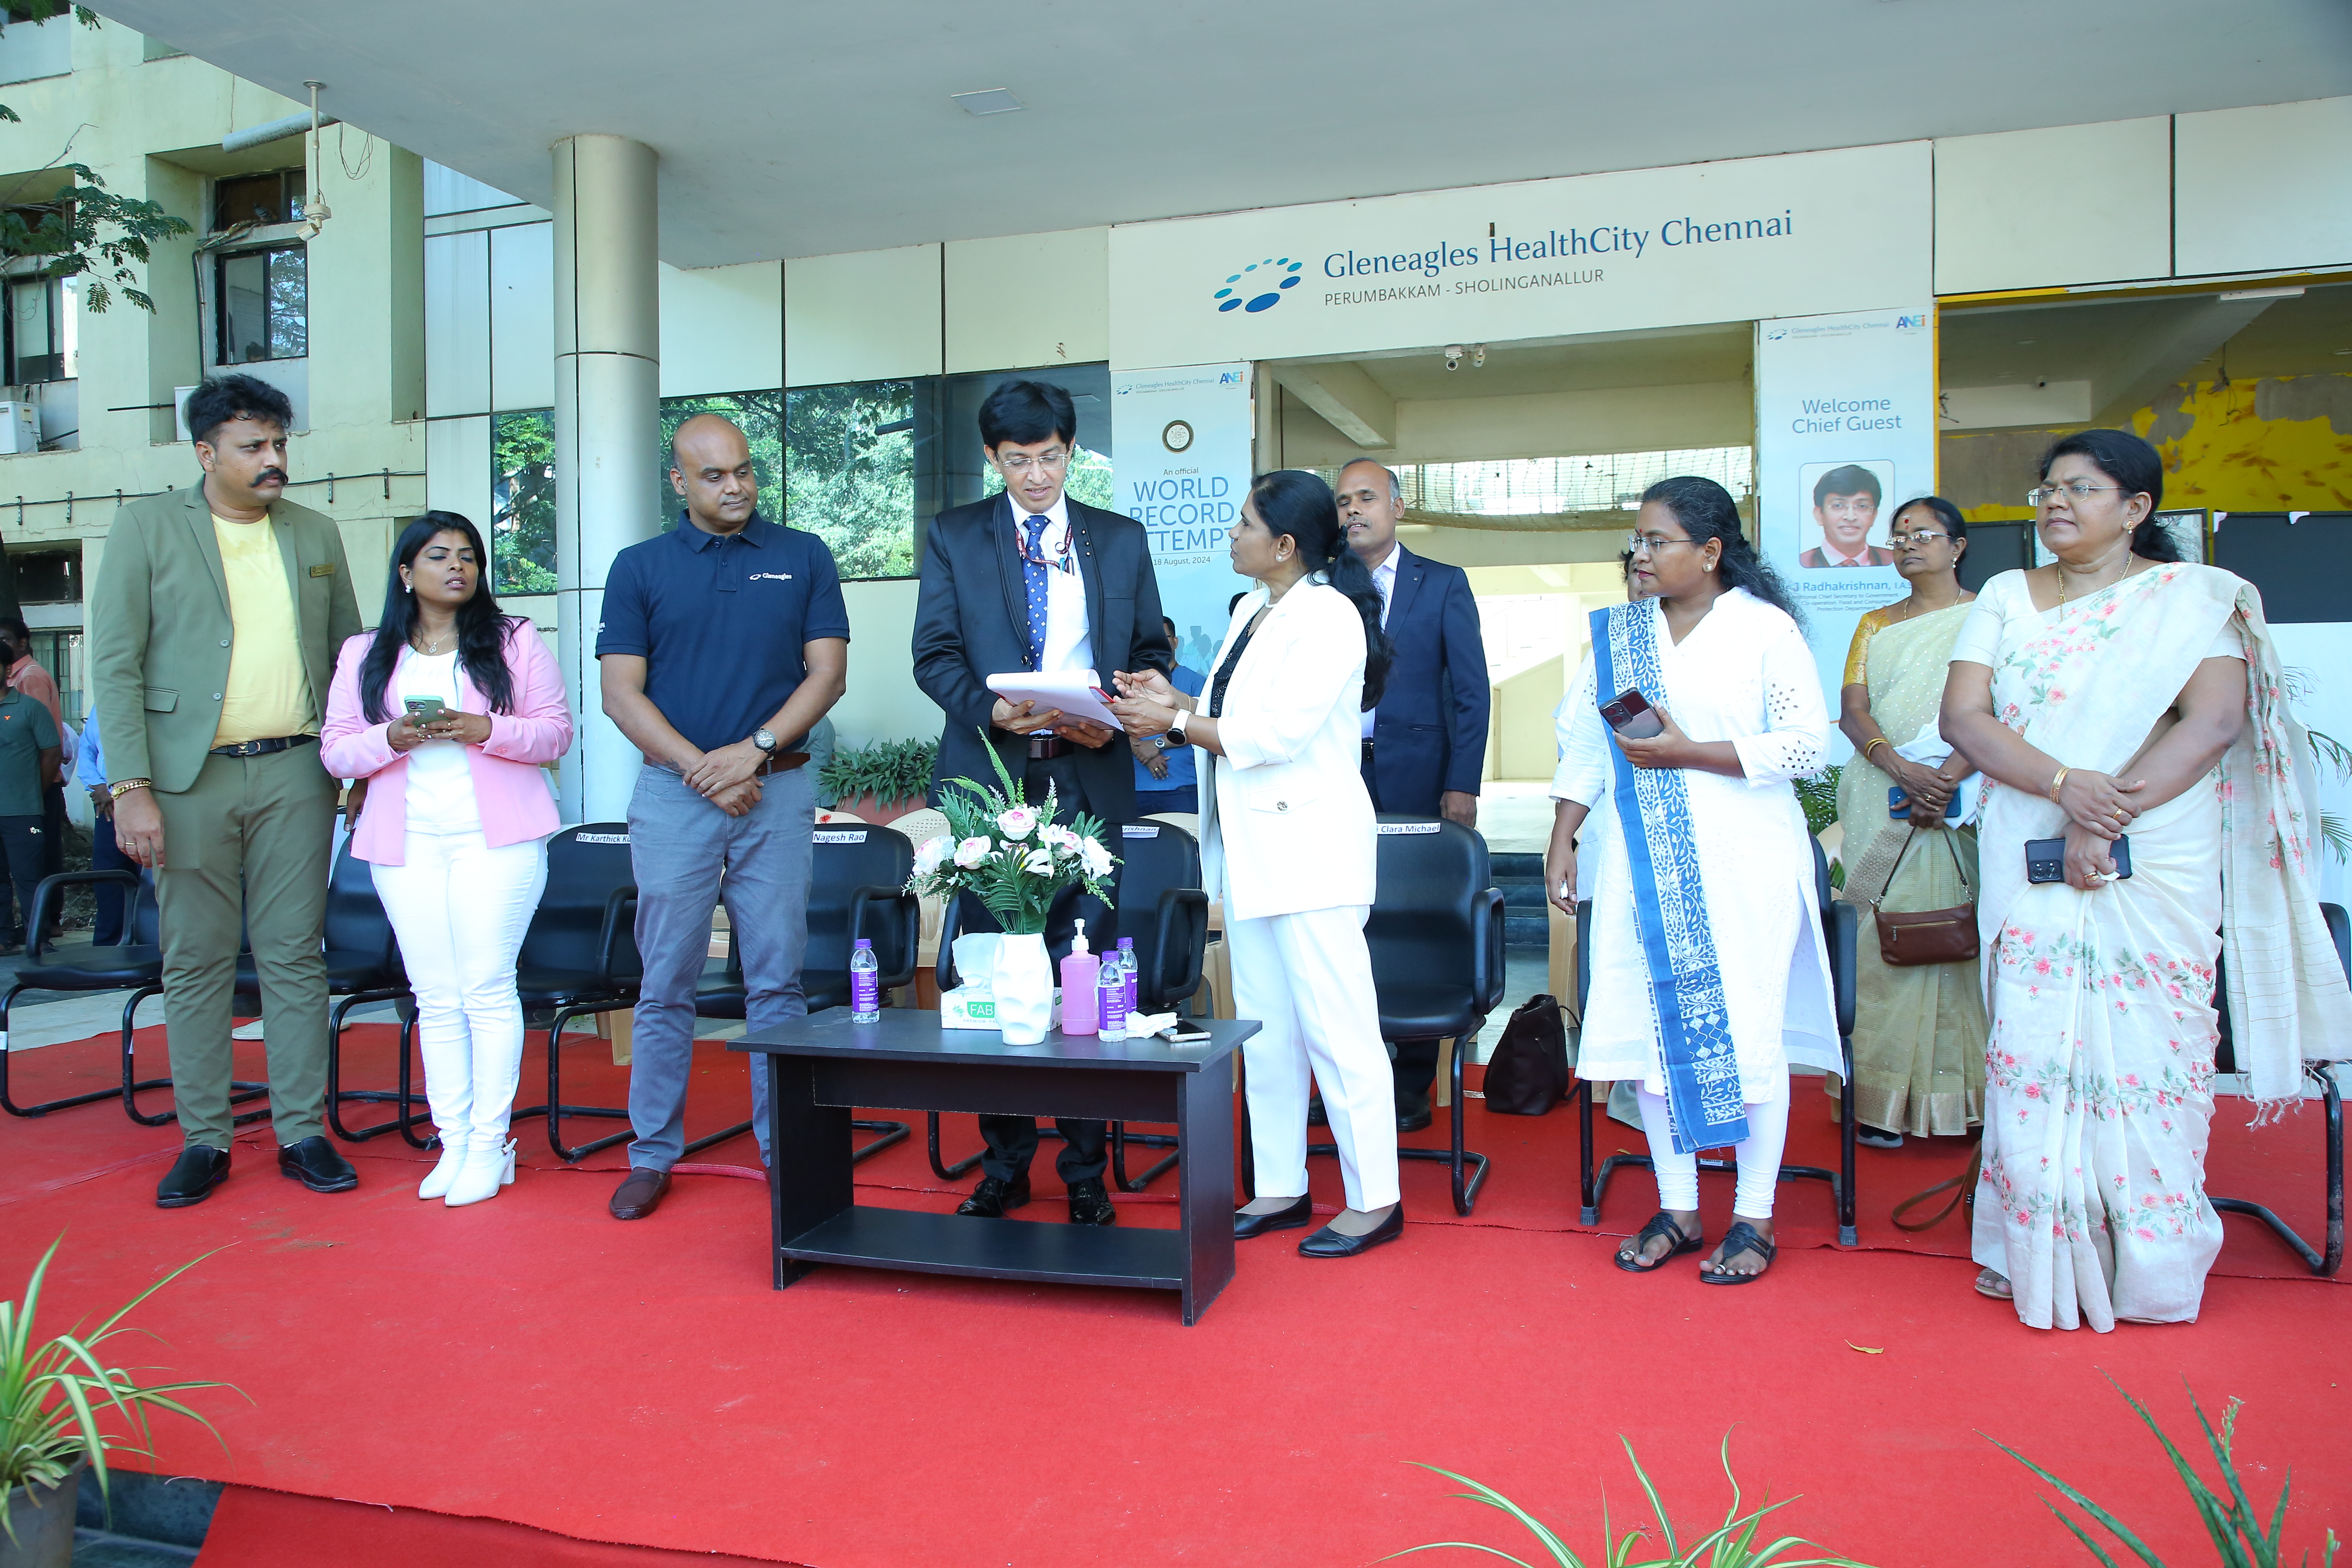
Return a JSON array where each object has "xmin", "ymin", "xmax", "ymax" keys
[
  {"xmin": 1108, "ymin": 141, "xmax": 1930, "ymax": 368},
  {"xmin": 1112, "ymin": 363, "xmax": 1254, "ymax": 674},
  {"xmin": 1753, "ymin": 307, "xmax": 1938, "ymax": 759}
]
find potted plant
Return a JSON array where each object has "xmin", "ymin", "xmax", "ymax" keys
[
  {"xmin": 819, "ymin": 737, "xmax": 940, "ymax": 822},
  {"xmin": 906, "ymin": 735, "xmax": 1116, "ymax": 1044},
  {"xmin": 2, "ymin": 1237, "xmax": 234, "ymax": 1568}
]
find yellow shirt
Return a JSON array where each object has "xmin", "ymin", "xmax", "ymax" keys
[{"xmin": 210, "ymin": 514, "xmax": 316, "ymax": 747}]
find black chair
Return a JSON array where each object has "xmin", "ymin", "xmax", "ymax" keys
[
  {"xmin": 507, "ymin": 824, "xmax": 651, "ymax": 1163},
  {"xmin": 1321, "ymin": 816, "xmax": 1507, "ymax": 1216},
  {"xmin": 310, "ymin": 841, "xmax": 426, "ymax": 1147},
  {"xmin": 1575, "ymin": 836, "xmax": 1861, "ymax": 1245},
  {"xmin": 698, "ymin": 822, "xmax": 920, "ymax": 1165},
  {"xmin": 0, "ymin": 869, "xmax": 268, "ymax": 1127},
  {"xmin": 2209, "ymin": 901, "xmax": 2348, "ymax": 1276},
  {"xmin": 924, "ymin": 821, "xmax": 1212, "ymax": 1189}
]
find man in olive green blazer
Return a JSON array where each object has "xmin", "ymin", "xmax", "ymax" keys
[{"xmin": 89, "ymin": 375, "xmax": 365, "ymax": 1208}]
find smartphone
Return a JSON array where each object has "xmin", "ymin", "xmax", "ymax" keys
[
  {"xmin": 1600, "ymin": 687, "xmax": 1664, "ymax": 739},
  {"xmin": 403, "ymin": 696, "xmax": 446, "ymax": 724},
  {"xmin": 2026, "ymin": 834, "xmax": 2132, "ymax": 884},
  {"xmin": 1160, "ymin": 1024, "xmax": 1212, "ymax": 1045},
  {"xmin": 1889, "ymin": 786, "xmax": 1962, "ymax": 821}
]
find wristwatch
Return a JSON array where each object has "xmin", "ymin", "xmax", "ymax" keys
[
  {"xmin": 752, "ymin": 729, "xmax": 778, "ymax": 754},
  {"xmin": 1166, "ymin": 719, "xmax": 1189, "ymax": 749},
  {"xmin": 1152, "ymin": 735, "xmax": 1170, "ymax": 752}
]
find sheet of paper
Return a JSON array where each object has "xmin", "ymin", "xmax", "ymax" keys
[{"xmin": 985, "ymin": 671, "xmax": 1124, "ymax": 732}]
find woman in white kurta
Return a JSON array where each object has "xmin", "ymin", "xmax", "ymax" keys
[
  {"xmin": 1546, "ymin": 477, "xmax": 1839, "ymax": 1283},
  {"xmin": 1112, "ymin": 470, "xmax": 1403, "ymax": 1258}
]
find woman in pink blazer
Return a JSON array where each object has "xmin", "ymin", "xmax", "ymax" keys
[{"xmin": 321, "ymin": 512, "xmax": 572, "ymax": 1208}]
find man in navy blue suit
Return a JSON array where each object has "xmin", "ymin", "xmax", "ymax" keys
[
  {"xmin": 1337, "ymin": 459, "xmax": 1490, "ymax": 1131},
  {"xmin": 912, "ymin": 379, "xmax": 1172, "ymax": 1223}
]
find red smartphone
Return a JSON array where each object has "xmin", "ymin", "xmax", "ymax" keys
[{"xmin": 1601, "ymin": 687, "xmax": 1664, "ymax": 739}]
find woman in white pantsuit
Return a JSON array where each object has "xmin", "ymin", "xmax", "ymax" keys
[{"xmin": 1112, "ymin": 470, "xmax": 1403, "ymax": 1258}]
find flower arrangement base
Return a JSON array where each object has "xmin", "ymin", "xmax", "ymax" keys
[{"xmin": 991, "ymin": 933, "xmax": 1054, "ymax": 1045}]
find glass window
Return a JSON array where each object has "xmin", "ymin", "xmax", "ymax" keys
[
  {"xmin": 213, "ymin": 170, "xmax": 300, "ymax": 232},
  {"xmin": 5, "ymin": 274, "xmax": 62, "ymax": 383},
  {"xmin": 216, "ymin": 245, "xmax": 306, "ymax": 363},
  {"xmin": 490, "ymin": 410, "xmax": 557, "ymax": 595},
  {"xmin": 657, "ymin": 389, "xmax": 783, "ymax": 528},
  {"xmin": 27, "ymin": 629, "xmax": 80, "ymax": 728},
  {"xmin": 783, "ymin": 380, "xmax": 916, "ymax": 579},
  {"xmin": 1316, "ymin": 447, "xmax": 1755, "ymax": 519}
]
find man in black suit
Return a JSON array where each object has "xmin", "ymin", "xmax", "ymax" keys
[
  {"xmin": 911, "ymin": 379, "xmax": 1172, "ymax": 1225},
  {"xmin": 1337, "ymin": 458, "xmax": 1491, "ymax": 1131}
]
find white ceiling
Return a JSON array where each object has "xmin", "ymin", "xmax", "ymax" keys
[{"xmin": 98, "ymin": 0, "xmax": 2352, "ymax": 270}]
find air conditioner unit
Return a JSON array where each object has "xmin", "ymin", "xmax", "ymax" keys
[
  {"xmin": 0, "ymin": 402, "xmax": 38, "ymax": 455},
  {"xmin": 174, "ymin": 386, "xmax": 198, "ymax": 443}
]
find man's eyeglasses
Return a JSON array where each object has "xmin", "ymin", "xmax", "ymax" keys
[
  {"xmin": 1625, "ymin": 533, "xmax": 1696, "ymax": 557},
  {"xmin": 2027, "ymin": 480, "xmax": 2120, "ymax": 507},
  {"xmin": 997, "ymin": 450, "xmax": 1072, "ymax": 475}
]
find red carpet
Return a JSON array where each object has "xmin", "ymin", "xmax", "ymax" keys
[{"xmin": 4, "ymin": 1020, "xmax": 2348, "ymax": 1567}]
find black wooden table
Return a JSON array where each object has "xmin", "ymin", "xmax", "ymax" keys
[{"xmin": 733, "ymin": 1010, "xmax": 1254, "ymax": 1325}]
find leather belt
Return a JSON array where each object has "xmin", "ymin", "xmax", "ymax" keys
[
  {"xmin": 1027, "ymin": 735, "xmax": 1069, "ymax": 760},
  {"xmin": 754, "ymin": 751, "xmax": 810, "ymax": 777},
  {"xmin": 210, "ymin": 734, "xmax": 317, "ymax": 759}
]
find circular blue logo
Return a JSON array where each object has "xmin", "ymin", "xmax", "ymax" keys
[{"xmin": 1214, "ymin": 258, "xmax": 1304, "ymax": 314}]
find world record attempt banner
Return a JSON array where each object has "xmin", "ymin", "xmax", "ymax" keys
[{"xmin": 1111, "ymin": 364, "xmax": 1254, "ymax": 673}]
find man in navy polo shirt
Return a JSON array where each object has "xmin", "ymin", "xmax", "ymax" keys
[{"xmin": 595, "ymin": 413, "xmax": 850, "ymax": 1221}]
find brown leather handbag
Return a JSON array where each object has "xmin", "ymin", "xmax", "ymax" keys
[{"xmin": 1870, "ymin": 828, "xmax": 1979, "ymax": 967}]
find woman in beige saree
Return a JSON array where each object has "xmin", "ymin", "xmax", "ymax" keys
[
  {"xmin": 1833, "ymin": 497, "xmax": 1985, "ymax": 1146},
  {"xmin": 1943, "ymin": 430, "xmax": 2351, "ymax": 1332}
]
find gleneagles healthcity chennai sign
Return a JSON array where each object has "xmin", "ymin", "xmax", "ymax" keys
[{"xmin": 1109, "ymin": 140, "xmax": 1931, "ymax": 367}]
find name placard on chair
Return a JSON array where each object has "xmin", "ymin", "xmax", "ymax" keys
[
  {"xmin": 1377, "ymin": 822, "xmax": 1441, "ymax": 835},
  {"xmin": 1122, "ymin": 824, "xmax": 1160, "ymax": 838},
  {"xmin": 813, "ymin": 830, "xmax": 869, "ymax": 844},
  {"xmin": 576, "ymin": 832, "xmax": 630, "ymax": 845}
]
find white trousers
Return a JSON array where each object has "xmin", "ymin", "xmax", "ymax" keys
[
  {"xmin": 1635, "ymin": 1071, "xmax": 1791, "ymax": 1219},
  {"xmin": 1229, "ymin": 904, "xmax": 1400, "ymax": 1211},
  {"xmin": 370, "ymin": 829, "xmax": 547, "ymax": 1152}
]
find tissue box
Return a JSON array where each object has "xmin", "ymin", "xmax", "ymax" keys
[{"xmin": 940, "ymin": 985, "xmax": 999, "ymax": 1029}]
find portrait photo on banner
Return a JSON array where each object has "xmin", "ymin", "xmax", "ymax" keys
[{"xmin": 1794, "ymin": 458, "xmax": 1898, "ymax": 570}]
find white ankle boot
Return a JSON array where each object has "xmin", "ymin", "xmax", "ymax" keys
[
  {"xmin": 418, "ymin": 1140, "xmax": 468, "ymax": 1200},
  {"xmin": 445, "ymin": 1137, "xmax": 517, "ymax": 1207}
]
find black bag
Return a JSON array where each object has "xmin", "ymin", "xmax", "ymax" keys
[{"xmin": 1482, "ymin": 995, "xmax": 1571, "ymax": 1116}]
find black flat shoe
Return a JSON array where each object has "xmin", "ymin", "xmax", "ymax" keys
[
  {"xmin": 1234, "ymin": 1194, "xmax": 1314, "ymax": 1239},
  {"xmin": 1698, "ymin": 1219, "xmax": 1777, "ymax": 1285},
  {"xmin": 1298, "ymin": 1205, "xmax": 1403, "ymax": 1258},
  {"xmin": 956, "ymin": 1175, "xmax": 1031, "ymax": 1218},
  {"xmin": 277, "ymin": 1135, "xmax": 358, "ymax": 1194},
  {"xmin": 1615, "ymin": 1211, "xmax": 1703, "ymax": 1273},
  {"xmin": 1067, "ymin": 1177, "xmax": 1117, "ymax": 1227},
  {"xmin": 156, "ymin": 1145, "xmax": 230, "ymax": 1208}
]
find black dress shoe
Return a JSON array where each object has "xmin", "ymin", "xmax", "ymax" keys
[
  {"xmin": 1298, "ymin": 1204, "xmax": 1404, "ymax": 1258},
  {"xmin": 156, "ymin": 1145, "xmax": 230, "ymax": 1209},
  {"xmin": 1396, "ymin": 1088, "xmax": 1434, "ymax": 1134},
  {"xmin": 277, "ymin": 1135, "xmax": 359, "ymax": 1194},
  {"xmin": 956, "ymin": 1175, "xmax": 1031, "ymax": 1217},
  {"xmin": 1067, "ymin": 1177, "xmax": 1117, "ymax": 1226},
  {"xmin": 1233, "ymin": 1193, "xmax": 1313, "ymax": 1239},
  {"xmin": 1305, "ymin": 1094, "xmax": 1328, "ymax": 1127}
]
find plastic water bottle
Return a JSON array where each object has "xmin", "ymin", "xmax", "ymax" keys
[
  {"xmin": 1118, "ymin": 936, "xmax": 1139, "ymax": 1017},
  {"xmin": 849, "ymin": 938, "xmax": 881, "ymax": 1022},
  {"xmin": 1097, "ymin": 951, "xmax": 1129, "ymax": 1041}
]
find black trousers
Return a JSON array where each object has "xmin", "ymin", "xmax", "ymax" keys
[
  {"xmin": 39, "ymin": 781, "xmax": 63, "ymax": 882},
  {"xmin": 1360, "ymin": 753, "xmax": 1441, "ymax": 1101},
  {"xmin": 89, "ymin": 810, "xmax": 129, "ymax": 946},
  {"xmin": 0, "ymin": 815, "xmax": 42, "ymax": 945},
  {"xmin": 974, "ymin": 751, "xmax": 1114, "ymax": 1187}
]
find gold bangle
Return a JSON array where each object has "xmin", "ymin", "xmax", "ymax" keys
[
  {"xmin": 1861, "ymin": 738, "xmax": 1888, "ymax": 762},
  {"xmin": 2048, "ymin": 765, "xmax": 2070, "ymax": 802},
  {"xmin": 107, "ymin": 778, "xmax": 151, "ymax": 799}
]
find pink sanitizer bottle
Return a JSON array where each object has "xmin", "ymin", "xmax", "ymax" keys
[{"xmin": 1059, "ymin": 919, "xmax": 1100, "ymax": 1036}]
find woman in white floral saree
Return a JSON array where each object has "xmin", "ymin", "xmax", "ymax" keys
[{"xmin": 1942, "ymin": 430, "xmax": 2351, "ymax": 1332}]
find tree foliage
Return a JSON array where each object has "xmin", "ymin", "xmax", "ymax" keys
[
  {"xmin": 784, "ymin": 382, "xmax": 915, "ymax": 579},
  {"xmin": 0, "ymin": 6, "xmax": 194, "ymax": 314}
]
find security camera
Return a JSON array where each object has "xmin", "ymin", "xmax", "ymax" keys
[
  {"xmin": 1472, "ymin": 343, "xmax": 1486, "ymax": 369},
  {"xmin": 1443, "ymin": 344, "xmax": 1464, "ymax": 371}
]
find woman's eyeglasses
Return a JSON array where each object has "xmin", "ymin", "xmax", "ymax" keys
[
  {"xmin": 1624, "ymin": 533, "xmax": 1696, "ymax": 557},
  {"xmin": 2027, "ymin": 480, "xmax": 2120, "ymax": 507},
  {"xmin": 1889, "ymin": 530, "xmax": 1950, "ymax": 546}
]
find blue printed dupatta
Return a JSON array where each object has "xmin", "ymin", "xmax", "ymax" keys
[{"xmin": 1590, "ymin": 604, "xmax": 1748, "ymax": 1154}]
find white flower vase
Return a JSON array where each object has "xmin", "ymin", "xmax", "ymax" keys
[{"xmin": 991, "ymin": 933, "xmax": 1054, "ymax": 1045}]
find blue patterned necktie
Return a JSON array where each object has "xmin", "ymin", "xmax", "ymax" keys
[{"xmin": 1022, "ymin": 514, "xmax": 1050, "ymax": 670}]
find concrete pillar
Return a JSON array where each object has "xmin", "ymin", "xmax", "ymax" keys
[{"xmin": 551, "ymin": 133, "xmax": 661, "ymax": 824}]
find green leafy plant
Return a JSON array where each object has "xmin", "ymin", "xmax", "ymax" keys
[
  {"xmin": 820, "ymin": 736, "xmax": 938, "ymax": 810},
  {"xmin": 905, "ymin": 731, "xmax": 1114, "ymax": 935},
  {"xmin": 1992, "ymin": 1377, "xmax": 2338, "ymax": 1568},
  {"xmin": 2, "ymin": 1236, "xmax": 237, "ymax": 1544},
  {"xmin": 1793, "ymin": 764, "xmax": 1842, "ymax": 840},
  {"xmin": 1387, "ymin": 1433, "xmax": 1875, "ymax": 1568}
]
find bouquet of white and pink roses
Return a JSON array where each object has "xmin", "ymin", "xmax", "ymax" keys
[{"xmin": 908, "ymin": 732, "xmax": 1117, "ymax": 934}]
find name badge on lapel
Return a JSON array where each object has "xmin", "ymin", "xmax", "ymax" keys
[{"xmin": 308, "ymin": 564, "xmax": 335, "ymax": 578}]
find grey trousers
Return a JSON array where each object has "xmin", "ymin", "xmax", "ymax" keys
[{"xmin": 624, "ymin": 763, "xmax": 814, "ymax": 1171}]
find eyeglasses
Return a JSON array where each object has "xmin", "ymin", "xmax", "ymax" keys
[
  {"xmin": 1889, "ymin": 530, "xmax": 1950, "ymax": 546},
  {"xmin": 2027, "ymin": 480, "xmax": 2120, "ymax": 507},
  {"xmin": 1625, "ymin": 533, "xmax": 1696, "ymax": 557},
  {"xmin": 996, "ymin": 450, "xmax": 1071, "ymax": 475}
]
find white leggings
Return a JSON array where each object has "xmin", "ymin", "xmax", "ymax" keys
[
  {"xmin": 1635, "ymin": 1070, "xmax": 1791, "ymax": 1220},
  {"xmin": 369, "ymin": 829, "xmax": 547, "ymax": 1152}
]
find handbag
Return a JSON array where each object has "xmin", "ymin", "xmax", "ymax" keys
[
  {"xmin": 1481, "ymin": 994, "xmax": 1571, "ymax": 1116},
  {"xmin": 1871, "ymin": 827, "xmax": 1979, "ymax": 967}
]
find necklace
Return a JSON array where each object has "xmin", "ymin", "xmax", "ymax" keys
[
  {"xmin": 416, "ymin": 629, "xmax": 455, "ymax": 655},
  {"xmin": 2057, "ymin": 553, "xmax": 2140, "ymax": 617}
]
